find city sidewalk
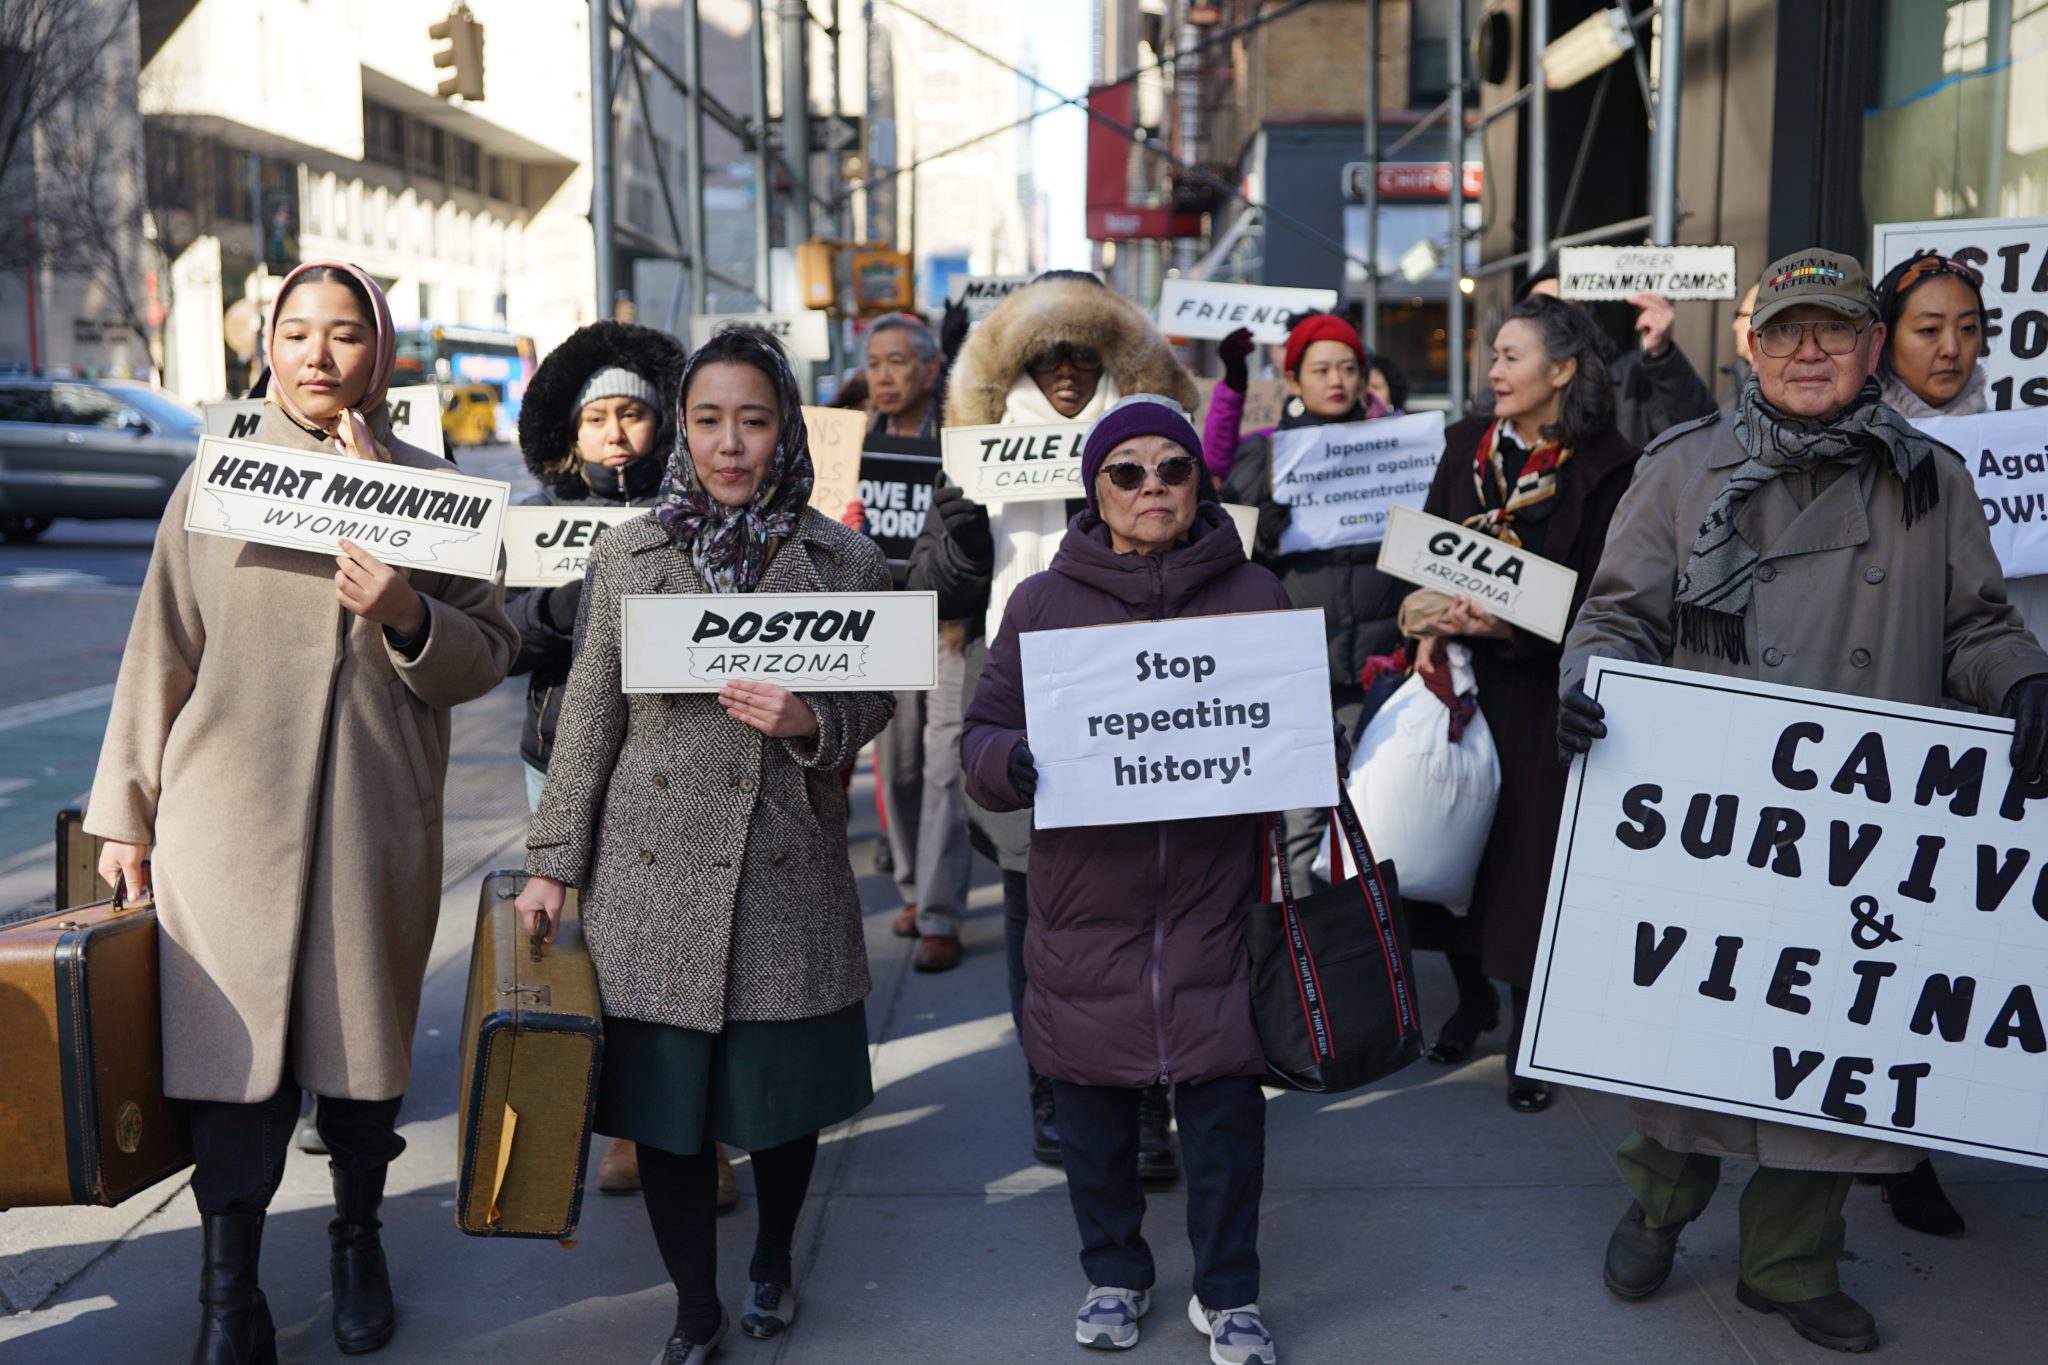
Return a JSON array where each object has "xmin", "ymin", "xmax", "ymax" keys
[{"xmin": 2, "ymin": 761, "xmax": 2040, "ymax": 1363}]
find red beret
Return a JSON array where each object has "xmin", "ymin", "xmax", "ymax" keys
[{"xmin": 1283, "ymin": 314, "xmax": 1368, "ymax": 376}]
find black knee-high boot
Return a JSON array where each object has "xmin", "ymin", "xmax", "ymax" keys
[
  {"xmin": 330, "ymin": 1163, "xmax": 397, "ymax": 1353},
  {"xmin": 191, "ymin": 1212, "xmax": 277, "ymax": 1365}
]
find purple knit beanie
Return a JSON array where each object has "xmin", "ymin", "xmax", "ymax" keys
[{"xmin": 1080, "ymin": 394, "xmax": 1206, "ymax": 512}]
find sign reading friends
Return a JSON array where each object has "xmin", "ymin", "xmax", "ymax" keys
[{"xmin": 1156, "ymin": 280, "xmax": 1340, "ymax": 344}]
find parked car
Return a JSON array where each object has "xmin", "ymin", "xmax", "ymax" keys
[
  {"xmin": 440, "ymin": 382, "xmax": 499, "ymax": 449},
  {"xmin": 0, "ymin": 377, "xmax": 204, "ymax": 542}
]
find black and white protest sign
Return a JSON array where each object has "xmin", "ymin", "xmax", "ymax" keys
[
  {"xmin": 204, "ymin": 384, "xmax": 446, "ymax": 457},
  {"xmin": 184, "ymin": 436, "xmax": 509, "ymax": 579},
  {"xmin": 1557, "ymin": 245, "xmax": 1739, "ymax": 301},
  {"xmin": 1376, "ymin": 505, "xmax": 1579, "ymax": 641},
  {"xmin": 619, "ymin": 591, "xmax": 938, "ymax": 692},
  {"xmin": 1157, "ymin": 280, "xmax": 1340, "ymax": 343},
  {"xmin": 855, "ymin": 443, "xmax": 941, "ymax": 564},
  {"xmin": 501, "ymin": 506, "xmax": 643, "ymax": 588},
  {"xmin": 1021, "ymin": 609, "xmax": 1337, "ymax": 829},
  {"xmin": 1875, "ymin": 215, "xmax": 2048, "ymax": 411},
  {"xmin": 689, "ymin": 311, "xmax": 832, "ymax": 363},
  {"xmin": 940, "ymin": 420, "xmax": 1090, "ymax": 505},
  {"xmin": 1522, "ymin": 658, "xmax": 2048, "ymax": 1169},
  {"xmin": 1915, "ymin": 406, "xmax": 2048, "ymax": 580},
  {"xmin": 947, "ymin": 274, "xmax": 1032, "ymax": 323},
  {"xmin": 1271, "ymin": 411, "xmax": 1444, "ymax": 553}
]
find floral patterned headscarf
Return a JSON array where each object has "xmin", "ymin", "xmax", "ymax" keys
[{"xmin": 655, "ymin": 326, "xmax": 815, "ymax": 593}]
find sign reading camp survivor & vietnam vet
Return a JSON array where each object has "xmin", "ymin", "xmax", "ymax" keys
[
  {"xmin": 1270, "ymin": 410, "xmax": 1445, "ymax": 554},
  {"xmin": 1156, "ymin": 280, "xmax": 1340, "ymax": 344},
  {"xmin": 1521, "ymin": 658, "xmax": 2048, "ymax": 1169},
  {"xmin": 185, "ymin": 435, "xmax": 509, "ymax": 580},
  {"xmin": 1020, "ymin": 609, "xmax": 1337, "ymax": 830},
  {"xmin": 941, "ymin": 420, "xmax": 1091, "ymax": 505},
  {"xmin": 204, "ymin": 384, "xmax": 446, "ymax": 458},
  {"xmin": 619, "ymin": 591, "xmax": 939, "ymax": 692},
  {"xmin": 1375, "ymin": 505, "xmax": 1580, "ymax": 641},
  {"xmin": 1556, "ymin": 245, "xmax": 1739, "ymax": 301},
  {"xmin": 500, "ymin": 506, "xmax": 643, "ymax": 588}
]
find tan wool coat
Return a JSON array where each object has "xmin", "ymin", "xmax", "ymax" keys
[
  {"xmin": 1562, "ymin": 411, "xmax": 2048, "ymax": 1173},
  {"xmin": 88, "ymin": 405, "xmax": 516, "ymax": 1103}
]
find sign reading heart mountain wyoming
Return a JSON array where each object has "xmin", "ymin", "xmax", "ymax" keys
[
  {"xmin": 500, "ymin": 506, "xmax": 644, "ymax": 588},
  {"xmin": 619, "ymin": 591, "xmax": 939, "ymax": 692},
  {"xmin": 1375, "ymin": 505, "xmax": 1579, "ymax": 641}
]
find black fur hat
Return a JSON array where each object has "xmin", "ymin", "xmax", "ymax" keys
[{"xmin": 518, "ymin": 320, "xmax": 688, "ymax": 496}]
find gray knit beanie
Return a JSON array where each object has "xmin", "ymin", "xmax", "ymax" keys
[{"xmin": 572, "ymin": 365, "xmax": 661, "ymax": 415}]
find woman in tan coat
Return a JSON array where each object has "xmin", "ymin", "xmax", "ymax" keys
[{"xmin": 88, "ymin": 260, "xmax": 515, "ymax": 1363}]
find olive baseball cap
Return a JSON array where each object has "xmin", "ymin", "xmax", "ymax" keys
[{"xmin": 1752, "ymin": 249, "xmax": 1877, "ymax": 328}]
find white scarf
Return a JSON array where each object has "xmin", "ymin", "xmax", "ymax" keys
[
  {"xmin": 986, "ymin": 372, "xmax": 1120, "ymax": 639},
  {"xmin": 1878, "ymin": 365, "xmax": 1988, "ymax": 420}
]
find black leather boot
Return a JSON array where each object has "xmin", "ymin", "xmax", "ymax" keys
[
  {"xmin": 1602, "ymin": 1201, "xmax": 1687, "ymax": 1300},
  {"xmin": 1029, "ymin": 1068, "xmax": 1061, "ymax": 1165},
  {"xmin": 330, "ymin": 1163, "xmax": 397, "ymax": 1354},
  {"xmin": 191, "ymin": 1212, "xmax": 277, "ymax": 1365},
  {"xmin": 1736, "ymin": 1280, "xmax": 1879, "ymax": 1353},
  {"xmin": 1868, "ymin": 1158, "xmax": 1966, "ymax": 1237},
  {"xmin": 1137, "ymin": 1084, "xmax": 1180, "ymax": 1183}
]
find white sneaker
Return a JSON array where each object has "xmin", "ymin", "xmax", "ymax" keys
[
  {"xmin": 1188, "ymin": 1295, "xmax": 1276, "ymax": 1365},
  {"xmin": 1075, "ymin": 1285, "xmax": 1150, "ymax": 1350}
]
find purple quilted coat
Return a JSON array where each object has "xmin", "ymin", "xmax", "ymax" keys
[{"xmin": 962, "ymin": 503, "xmax": 1293, "ymax": 1088}]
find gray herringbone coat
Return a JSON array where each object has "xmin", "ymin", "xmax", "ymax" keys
[{"xmin": 525, "ymin": 509, "xmax": 895, "ymax": 1031}]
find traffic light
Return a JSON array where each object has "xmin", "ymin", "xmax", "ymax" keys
[{"xmin": 429, "ymin": 7, "xmax": 485, "ymax": 101}]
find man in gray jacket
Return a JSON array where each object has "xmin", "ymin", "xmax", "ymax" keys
[{"xmin": 1556, "ymin": 248, "xmax": 2048, "ymax": 1354}]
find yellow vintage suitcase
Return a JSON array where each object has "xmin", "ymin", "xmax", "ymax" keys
[{"xmin": 455, "ymin": 871, "xmax": 603, "ymax": 1240}]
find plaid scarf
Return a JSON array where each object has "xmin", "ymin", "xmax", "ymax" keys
[
  {"xmin": 1464, "ymin": 420, "xmax": 1571, "ymax": 546},
  {"xmin": 1674, "ymin": 375, "xmax": 1941, "ymax": 663}
]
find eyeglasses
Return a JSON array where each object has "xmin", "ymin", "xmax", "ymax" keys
[
  {"xmin": 1754, "ymin": 317, "xmax": 1874, "ymax": 359},
  {"xmin": 1025, "ymin": 344, "xmax": 1105, "ymax": 376},
  {"xmin": 1100, "ymin": 454, "xmax": 1199, "ymax": 491}
]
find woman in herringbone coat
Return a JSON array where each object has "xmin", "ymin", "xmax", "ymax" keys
[{"xmin": 517, "ymin": 326, "xmax": 894, "ymax": 1365}]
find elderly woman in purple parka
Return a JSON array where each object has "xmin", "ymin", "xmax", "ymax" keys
[{"xmin": 962, "ymin": 397, "xmax": 1290, "ymax": 1365}]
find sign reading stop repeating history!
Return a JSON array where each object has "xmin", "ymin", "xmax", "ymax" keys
[
  {"xmin": 619, "ymin": 591, "xmax": 939, "ymax": 692},
  {"xmin": 941, "ymin": 420, "xmax": 1091, "ymax": 505},
  {"xmin": 500, "ymin": 506, "xmax": 644, "ymax": 588},
  {"xmin": 1521, "ymin": 658, "xmax": 2048, "ymax": 1170}
]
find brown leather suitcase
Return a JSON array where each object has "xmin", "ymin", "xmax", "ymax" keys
[
  {"xmin": 0, "ymin": 885, "xmax": 191, "ymax": 1207},
  {"xmin": 455, "ymin": 871, "xmax": 603, "ymax": 1241},
  {"xmin": 54, "ymin": 806, "xmax": 111, "ymax": 911}
]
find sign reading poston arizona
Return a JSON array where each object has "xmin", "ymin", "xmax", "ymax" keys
[
  {"xmin": 184, "ymin": 435, "xmax": 510, "ymax": 580},
  {"xmin": 619, "ymin": 591, "xmax": 939, "ymax": 692},
  {"xmin": 941, "ymin": 420, "xmax": 1090, "ymax": 505},
  {"xmin": 1270, "ymin": 410, "xmax": 1444, "ymax": 553},
  {"xmin": 1375, "ymin": 505, "xmax": 1579, "ymax": 641},
  {"xmin": 1521, "ymin": 658, "xmax": 2048, "ymax": 1169},
  {"xmin": 1020, "ymin": 609, "xmax": 1337, "ymax": 830},
  {"xmin": 1557, "ymin": 245, "xmax": 1739, "ymax": 301},
  {"xmin": 204, "ymin": 383, "xmax": 446, "ymax": 457},
  {"xmin": 1156, "ymin": 280, "xmax": 1340, "ymax": 344},
  {"xmin": 501, "ymin": 506, "xmax": 644, "ymax": 588}
]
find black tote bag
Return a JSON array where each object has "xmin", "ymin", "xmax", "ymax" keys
[{"xmin": 1245, "ymin": 785, "xmax": 1425, "ymax": 1094}]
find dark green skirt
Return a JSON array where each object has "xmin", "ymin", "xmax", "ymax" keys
[{"xmin": 594, "ymin": 1002, "xmax": 873, "ymax": 1154}]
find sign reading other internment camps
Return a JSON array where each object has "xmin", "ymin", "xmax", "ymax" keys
[
  {"xmin": 619, "ymin": 591, "xmax": 939, "ymax": 692},
  {"xmin": 1557, "ymin": 245, "xmax": 1739, "ymax": 301},
  {"xmin": 802, "ymin": 405, "xmax": 868, "ymax": 518},
  {"xmin": 500, "ymin": 506, "xmax": 644, "ymax": 588},
  {"xmin": 947, "ymin": 274, "xmax": 1033, "ymax": 323},
  {"xmin": 1914, "ymin": 406, "xmax": 2048, "ymax": 580},
  {"xmin": 1020, "ymin": 610, "xmax": 1337, "ymax": 830},
  {"xmin": 1270, "ymin": 410, "xmax": 1444, "ymax": 554},
  {"xmin": 1376, "ymin": 505, "xmax": 1580, "ymax": 642},
  {"xmin": 204, "ymin": 384, "xmax": 446, "ymax": 458},
  {"xmin": 1156, "ymin": 280, "xmax": 1341, "ymax": 343},
  {"xmin": 941, "ymin": 420, "xmax": 1091, "ymax": 505},
  {"xmin": 689, "ymin": 311, "xmax": 832, "ymax": 363},
  {"xmin": 184, "ymin": 436, "xmax": 509, "ymax": 580},
  {"xmin": 1521, "ymin": 658, "xmax": 2048, "ymax": 1170},
  {"xmin": 1875, "ymin": 214, "xmax": 2048, "ymax": 411},
  {"xmin": 855, "ymin": 441, "xmax": 941, "ymax": 564}
]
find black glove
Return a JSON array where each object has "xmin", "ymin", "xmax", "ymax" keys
[
  {"xmin": 1008, "ymin": 739, "xmax": 1038, "ymax": 803},
  {"xmin": 941, "ymin": 299, "xmax": 971, "ymax": 365},
  {"xmin": 1218, "ymin": 326, "xmax": 1255, "ymax": 392},
  {"xmin": 1334, "ymin": 716, "xmax": 1355, "ymax": 771},
  {"xmin": 2003, "ymin": 674, "xmax": 2048, "ymax": 785},
  {"xmin": 545, "ymin": 580, "xmax": 582, "ymax": 634},
  {"xmin": 1255, "ymin": 499, "xmax": 1291, "ymax": 557},
  {"xmin": 1556, "ymin": 680, "xmax": 1607, "ymax": 767},
  {"xmin": 933, "ymin": 480, "xmax": 993, "ymax": 564}
]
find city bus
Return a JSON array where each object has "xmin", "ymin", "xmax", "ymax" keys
[{"xmin": 393, "ymin": 323, "xmax": 535, "ymax": 443}]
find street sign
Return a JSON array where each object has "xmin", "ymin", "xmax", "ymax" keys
[
  {"xmin": 1342, "ymin": 162, "xmax": 1485, "ymax": 202},
  {"xmin": 813, "ymin": 115, "xmax": 862, "ymax": 154}
]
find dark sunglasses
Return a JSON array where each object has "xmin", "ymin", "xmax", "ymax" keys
[
  {"xmin": 1100, "ymin": 454, "xmax": 1199, "ymax": 491},
  {"xmin": 1025, "ymin": 343, "xmax": 1105, "ymax": 376}
]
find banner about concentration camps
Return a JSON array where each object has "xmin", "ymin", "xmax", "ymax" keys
[
  {"xmin": 1521, "ymin": 658, "xmax": 2048, "ymax": 1170},
  {"xmin": 1020, "ymin": 609, "xmax": 1336, "ymax": 829},
  {"xmin": 619, "ymin": 591, "xmax": 939, "ymax": 692},
  {"xmin": 500, "ymin": 506, "xmax": 643, "ymax": 588},
  {"xmin": 203, "ymin": 384, "xmax": 446, "ymax": 458},
  {"xmin": 1376, "ymin": 505, "xmax": 1580, "ymax": 641},
  {"xmin": 1557, "ymin": 245, "xmax": 1739, "ymax": 301},
  {"xmin": 941, "ymin": 419, "xmax": 1090, "ymax": 505},
  {"xmin": 1913, "ymin": 406, "xmax": 2048, "ymax": 580},
  {"xmin": 1156, "ymin": 280, "xmax": 1340, "ymax": 344},
  {"xmin": 947, "ymin": 274, "xmax": 1033, "ymax": 323},
  {"xmin": 184, "ymin": 436, "xmax": 509, "ymax": 579},
  {"xmin": 1874, "ymin": 214, "xmax": 2048, "ymax": 411},
  {"xmin": 855, "ymin": 442, "xmax": 941, "ymax": 564},
  {"xmin": 1270, "ymin": 410, "xmax": 1444, "ymax": 554},
  {"xmin": 689, "ymin": 311, "xmax": 832, "ymax": 362},
  {"xmin": 802, "ymin": 405, "xmax": 868, "ymax": 517}
]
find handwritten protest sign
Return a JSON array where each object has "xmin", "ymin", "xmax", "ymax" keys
[
  {"xmin": 1875, "ymin": 215, "xmax": 2048, "ymax": 410},
  {"xmin": 184, "ymin": 436, "xmax": 509, "ymax": 579},
  {"xmin": 1021, "ymin": 609, "xmax": 1336, "ymax": 829},
  {"xmin": 856, "ymin": 442, "xmax": 941, "ymax": 564},
  {"xmin": 948, "ymin": 274, "xmax": 1033, "ymax": 323},
  {"xmin": 1376, "ymin": 505, "xmax": 1579, "ymax": 641},
  {"xmin": 1271, "ymin": 410, "xmax": 1444, "ymax": 553},
  {"xmin": 803, "ymin": 405, "xmax": 868, "ymax": 517},
  {"xmin": 620, "ymin": 591, "xmax": 938, "ymax": 692},
  {"xmin": 501, "ymin": 506, "xmax": 643, "ymax": 587},
  {"xmin": 204, "ymin": 384, "xmax": 446, "ymax": 458},
  {"xmin": 689, "ymin": 311, "xmax": 832, "ymax": 362},
  {"xmin": 1557, "ymin": 245, "xmax": 1739, "ymax": 301},
  {"xmin": 1522, "ymin": 658, "xmax": 2048, "ymax": 1169},
  {"xmin": 1913, "ymin": 406, "xmax": 2048, "ymax": 579},
  {"xmin": 1195, "ymin": 377, "xmax": 1290, "ymax": 445},
  {"xmin": 941, "ymin": 420, "xmax": 1090, "ymax": 505},
  {"xmin": 1157, "ymin": 280, "xmax": 1339, "ymax": 343}
]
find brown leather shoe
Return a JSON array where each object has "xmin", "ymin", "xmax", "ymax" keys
[
  {"xmin": 715, "ymin": 1143, "xmax": 739, "ymax": 1213},
  {"xmin": 597, "ymin": 1137, "xmax": 641, "ymax": 1194},
  {"xmin": 913, "ymin": 934, "xmax": 962, "ymax": 972},
  {"xmin": 891, "ymin": 904, "xmax": 920, "ymax": 937}
]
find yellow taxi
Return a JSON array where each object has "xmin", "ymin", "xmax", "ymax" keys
[{"xmin": 440, "ymin": 383, "xmax": 499, "ymax": 448}]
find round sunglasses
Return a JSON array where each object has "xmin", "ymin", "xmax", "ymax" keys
[
  {"xmin": 1100, "ymin": 454, "xmax": 1199, "ymax": 491},
  {"xmin": 1025, "ymin": 343, "xmax": 1105, "ymax": 376}
]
